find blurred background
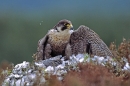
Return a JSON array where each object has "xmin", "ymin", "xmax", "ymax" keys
[{"xmin": 0, "ymin": 0, "xmax": 130, "ymax": 64}]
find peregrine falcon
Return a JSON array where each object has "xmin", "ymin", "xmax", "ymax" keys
[
  {"xmin": 35, "ymin": 19, "xmax": 73, "ymax": 60},
  {"xmin": 34, "ymin": 19, "xmax": 113, "ymax": 60}
]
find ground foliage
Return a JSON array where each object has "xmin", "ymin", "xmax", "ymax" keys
[{"xmin": 1, "ymin": 38, "xmax": 130, "ymax": 86}]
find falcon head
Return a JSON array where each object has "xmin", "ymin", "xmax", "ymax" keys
[{"xmin": 53, "ymin": 19, "xmax": 73, "ymax": 32}]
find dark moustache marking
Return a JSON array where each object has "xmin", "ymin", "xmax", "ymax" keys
[{"xmin": 61, "ymin": 25, "xmax": 68, "ymax": 31}]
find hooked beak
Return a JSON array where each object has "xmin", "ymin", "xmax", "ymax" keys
[{"xmin": 68, "ymin": 24, "xmax": 74, "ymax": 30}]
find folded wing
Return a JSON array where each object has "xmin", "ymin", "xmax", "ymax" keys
[
  {"xmin": 68, "ymin": 25, "xmax": 113, "ymax": 57},
  {"xmin": 34, "ymin": 34, "xmax": 50, "ymax": 60}
]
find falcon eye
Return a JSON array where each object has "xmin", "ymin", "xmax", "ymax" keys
[{"xmin": 64, "ymin": 23, "xmax": 70, "ymax": 27}]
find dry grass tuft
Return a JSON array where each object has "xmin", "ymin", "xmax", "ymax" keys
[
  {"xmin": 110, "ymin": 38, "xmax": 130, "ymax": 62},
  {"xmin": 0, "ymin": 61, "xmax": 13, "ymax": 85},
  {"xmin": 63, "ymin": 63, "xmax": 130, "ymax": 86}
]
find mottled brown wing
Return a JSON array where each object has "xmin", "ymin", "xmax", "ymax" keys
[
  {"xmin": 34, "ymin": 34, "xmax": 50, "ymax": 60},
  {"xmin": 69, "ymin": 25, "xmax": 113, "ymax": 57}
]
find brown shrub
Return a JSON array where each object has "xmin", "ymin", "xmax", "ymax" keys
[
  {"xmin": 0, "ymin": 61, "xmax": 13, "ymax": 85},
  {"xmin": 110, "ymin": 38, "xmax": 130, "ymax": 62},
  {"xmin": 63, "ymin": 63, "xmax": 130, "ymax": 86}
]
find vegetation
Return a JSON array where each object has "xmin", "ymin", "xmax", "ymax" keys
[{"xmin": 1, "ymin": 39, "xmax": 130, "ymax": 86}]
